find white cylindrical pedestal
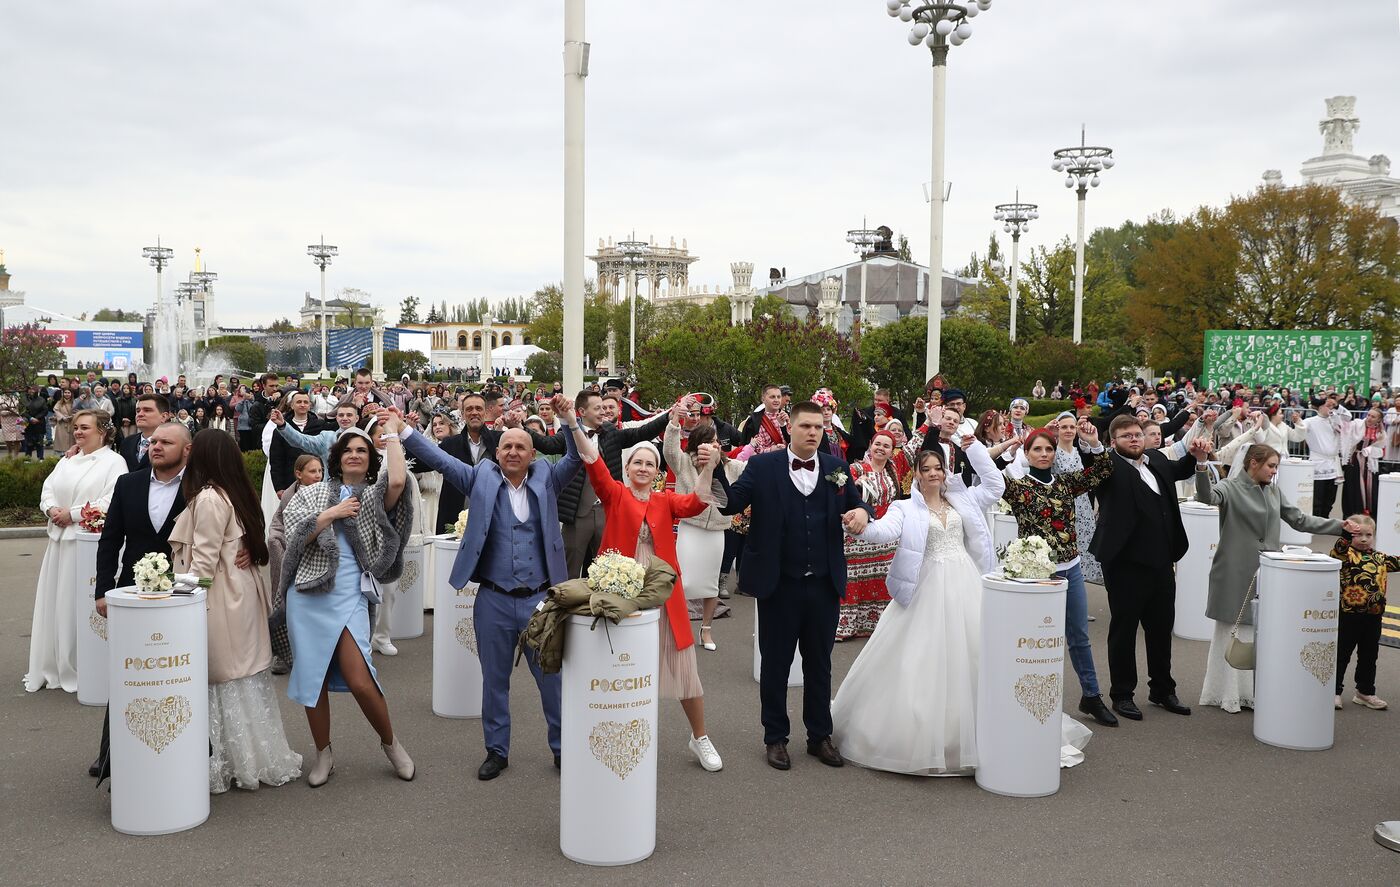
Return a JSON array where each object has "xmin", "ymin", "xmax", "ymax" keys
[
  {"xmin": 431, "ymin": 535, "xmax": 482, "ymax": 719},
  {"xmin": 1376, "ymin": 474, "xmax": 1400, "ymax": 628},
  {"xmin": 1253, "ymin": 553, "xmax": 1342, "ymax": 751},
  {"xmin": 1175, "ymin": 503, "xmax": 1219, "ymax": 642},
  {"xmin": 1276, "ymin": 459, "xmax": 1316, "ymax": 543},
  {"xmin": 389, "ymin": 535, "xmax": 425, "ymax": 640},
  {"xmin": 106, "ymin": 587, "xmax": 210, "ymax": 836},
  {"xmin": 976, "ymin": 574, "xmax": 1068, "ymax": 798},
  {"xmin": 560, "ymin": 609, "xmax": 659, "ymax": 867},
  {"xmin": 74, "ymin": 531, "xmax": 107, "ymax": 706},
  {"xmin": 752, "ymin": 606, "xmax": 802, "ymax": 687},
  {"xmin": 992, "ymin": 513, "xmax": 1018, "ymax": 561}
]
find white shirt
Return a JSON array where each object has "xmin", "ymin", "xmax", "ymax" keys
[
  {"xmin": 149, "ymin": 469, "xmax": 184, "ymax": 531},
  {"xmin": 1290, "ymin": 413, "xmax": 1345, "ymax": 479},
  {"xmin": 787, "ymin": 447, "xmax": 818, "ymax": 496},
  {"xmin": 504, "ymin": 476, "xmax": 531, "ymax": 522},
  {"xmin": 467, "ymin": 433, "xmax": 486, "ymax": 464},
  {"xmin": 1115, "ymin": 450, "xmax": 1160, "ymax": 495}
]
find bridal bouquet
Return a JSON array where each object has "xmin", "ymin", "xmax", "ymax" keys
[
  {"xmin": 134, "ymin": 552, "xmax": 212, "ymax": 596},
  {"xmin": 1002, "ymin": 535, "xmax": 1055, "ymax": 580},
  {"xmin": 78, "ymin": 502, "xmax": 106, "ymax": 533},
  {"xmin": 452, "ymin": 509, "xmax": 469, "ymax": 540},
  {"xmin": 587, "ymin": 550, "xmax": 647, "ymax": 600}
]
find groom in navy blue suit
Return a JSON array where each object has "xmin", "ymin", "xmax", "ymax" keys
[{"xmin": 719, "ymin": 401, "xmax": 873, "ymax": 770}]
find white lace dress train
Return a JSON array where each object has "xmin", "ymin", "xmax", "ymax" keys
[{"xmin": 209, "ymin": 669, "xmax": 303, "ymax": 793}]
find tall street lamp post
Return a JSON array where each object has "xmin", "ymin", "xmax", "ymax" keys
[
  {"xmin": 616, "ymin": 236, "xmax": 650, "ymax": 368},
  {"xmin": 1051, "ymin": 127, "xmax": 1115, "ymax": 343},
  {"xmin": 992, "ymin": 193, "xmax": 1037, "ymax": 343},
  {"xmin": 308, "ymin": 236, "xmax": 338, "ymax": 376},
  {"xmin": 885, "ymin": 0, "xmax": 992, "ymax": 379},
  {"xmin": 563, "ymin": 0, "xmax": 589, "ymax": 392}
]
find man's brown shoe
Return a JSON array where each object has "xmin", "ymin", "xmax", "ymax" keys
[
  {"xmin": 765, "ymin": 742, "xmax": 791, "ymax": 771},
  {"xmin": 806, "ymin": 737, "xmax": 844, "ymax": 767}
]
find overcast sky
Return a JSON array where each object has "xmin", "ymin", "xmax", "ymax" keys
[{"xmin": 2, "ymin": 1, "xmax": 1397, "ymax": 327}]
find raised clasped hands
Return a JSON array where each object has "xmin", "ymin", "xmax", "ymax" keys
[
  {"xmin": 269, "ymin": 409, "xmax": 285, "ymax": 427},
  {"xmin": 1188, "ymin": 437, "xmax": 1213, "ymax": 460},
  {"xmin": 694, "ymin": 441, "xmax": 720, "ymax": 469},
  {"xmin": 552, "ymin": 394, "xmax": 575, "ymax": 425},
  {"xmin": 1078, "ymin": 419, "xmax": 1099, "ymax": 445},
  {"xmin": 379, "ymin": 409, "xmax": 403, "ymax": 435},
  {"xmin": 842, "ymin": 508, "xmax": 869, "ymax": 534}
]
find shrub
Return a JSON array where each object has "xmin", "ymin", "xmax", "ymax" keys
[
  {"xmin": 243, "ymin": 449, "xmax": 266, "ymax": 496},
  {"xmin": 0, "ymin": 456, "xmax": 59, "ymax": 510}
]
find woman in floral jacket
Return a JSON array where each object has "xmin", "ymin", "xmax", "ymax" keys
[{"xmin": 1001, "ymin": 424, "xmax": 1117, "ymax": 726}]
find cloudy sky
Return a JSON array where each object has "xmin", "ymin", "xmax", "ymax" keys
[{"xmin": 3, "ymin": 1, "xmax": 1397, "ymax": 327}]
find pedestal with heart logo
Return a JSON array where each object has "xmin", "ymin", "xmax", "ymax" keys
[
  {"xmin": 106, "ymin": 586, "xmax": 209, "ymax": 835},
  {"xmin": 1254, "ymin": 552, "xmax": 1342, "ymax": 751},
  {"xmin": 976, "ymin": 573, "xmax": 1068, "ymax": 798},
  {"xmin": 560, "ymin": 608, "xmax": 659, "ymax": 866},
  {"xmin": 1276, "ymin": 458, "xmax": 1316, "ymax": 544},
  {"xmin": 388, "ymin": 535, "xmax": 425, "ymax": 640},
  {"xmin": 991, "ymin": 512, "xmax": 1018, "ymax": 561},
  {"xmin": 752, "ymin": 605, "xmax": 802, "ymax": 686},
  {"xmin": 73, "ymin": 530, "xmax": 107, "ymax": 706},
  {"xmin": 430, "ymin": 534, "xmax": 481, "ymax": 718},
  {"xmin": 1174, "ymin": 502, "xmax": 1219, "ymax": 642},
  {"xmin": 1375, "ymin": 474, "xmax": 1400, "ymax": 646}
]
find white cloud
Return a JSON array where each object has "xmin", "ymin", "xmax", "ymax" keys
[{"xmin": 1, "ymin": 0, "xmax": 1396, "ymax": 326}]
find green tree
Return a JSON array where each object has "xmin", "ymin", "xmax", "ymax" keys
[
  {"xmin": 398, "ymin": 295, "xmax": 420, "ymax": 324},
  {"xmin": 897, "ymin": 234, "xmax": 913, "ymax": 263},
  {"xmin": 92, "ymin": 308, "xmax": 142, "ymax": 322},
  {"xmin": 0, "ymin": 324, "xmax": 67, "ymax": 390},
  {"xmin": 1127, "ymin": 184, "xmax": 1400, "ymax": 370},
  {"xmin": 636, "ymin": 315, "xmax": 866, "ymax": 422},
  {"xmin": 526, "ymin": 281, "xmax": 610, "ymax": 362},
  {"xmin": 383, "ymin": 349, "xmax": 429, "ymax": 380},
  {"xmin": 525, "ymin": 350, "xmax": 562, "ymax": 382},
  {"xmin": 1014, "ymin": 337, "xmax": 1138, "ymax": 394},
  {"xmin": 424, "ymin": 304, "xmax": 442, "ymax": 323},
  {"xmin": 265, "ymin": 317, "xmax": 297, "ymax": 333},
  {"xmin": 861, "ymin": 315, "xmax": 1018, "ymax": 412}
]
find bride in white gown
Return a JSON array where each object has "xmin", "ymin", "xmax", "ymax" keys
[{"xmin": 832, "ymin": 439, "xmax": 1003, "ymax": 776}]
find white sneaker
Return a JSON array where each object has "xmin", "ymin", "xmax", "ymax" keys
[
  {"xmin": 1353, "ymin": 694, "xmax": 1389, "ymax": 710},
  {"xmin": 1335, "ymin": 695, "xmax": 1343, "ymax": 710},
  {"xmin": 373, "ymin": 639, "xmax": 399, "ymax": 656},
  {"xmin": 688, "ymin": 734, "xmax": 723, "ymax": 772}
]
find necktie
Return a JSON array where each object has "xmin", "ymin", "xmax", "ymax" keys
[
  {"xmin": 138, "ymin": 437, "xmax": 149, "ymax": 460},
  {"xmin": 791, "ymin": 458, "xmax": 815, "ymax": 471}
]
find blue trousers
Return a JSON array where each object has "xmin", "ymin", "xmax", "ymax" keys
[
  {"xmin": 1058, "ymin": 562, "xmax": 1101, "ymax": 698},
  {"xmin": 476, "ymin": 587, "xmax": 561, "ymax": 757}
]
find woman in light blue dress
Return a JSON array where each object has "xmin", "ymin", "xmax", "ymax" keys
[{"xmin": 281, "ymin": 416, "xmax": 415, "ymax": 787}]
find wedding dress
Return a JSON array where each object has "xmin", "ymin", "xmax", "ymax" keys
[{"xmin": 833, "ymin": 505, "xmax": 981, "ymax": 775}]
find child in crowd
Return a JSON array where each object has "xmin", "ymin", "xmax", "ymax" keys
[{"xmin": 1331, "ymin": 514, "xmax": 1400, "ymax": 710}]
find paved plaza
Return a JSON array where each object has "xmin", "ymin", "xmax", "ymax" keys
[{"xmin": 1, "ymin": 536, "xmax": 1396, "ymax": 886}]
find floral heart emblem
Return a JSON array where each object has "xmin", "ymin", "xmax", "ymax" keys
[
  {"xmin": 454, "ymin": 617, "xmax": 477, "ymax": 653},
  {"xmin": 1295, "ymin": 494, "xmax": 1313, "ymax": 514},
  {"xmin": 1299, "ymin": 640, "xmax": 1336, "ymax": 686},
  {"xmin": 399, "ymin": 560, "xmax": 419, "ymax": 592},
  {"xmin": 124, "ymin": 695, "xmax": 192, "ymax": 754},
  {"xmin": 89, "ymin": 608, "xmax": 107, "ymax": 641},
  {"xmin": 588, "ymin": 719, "xmax": 651, "ymax": 779},
  {"xmin": 1013, "ymin": 673, "xmax": 1061, "ymax": 724}
]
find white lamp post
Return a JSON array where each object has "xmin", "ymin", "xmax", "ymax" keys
[
  {"xmin": 616, "ymin": 236, "xmax": 650, "ymax": 368},
  {"xmin": 307, "ymin": 236, "xmax": 338, "ymax": 377},
  {"xmin": 563, "ymin": 0, "xmax": 589, "ymax": 393},
  {"xmin": 885, "ymin": 0, "xmax": 992, "ymax": 379},
  {"xmin": 1051, "ymin": 127, "xmax": 1115, "ymax": 343},
  {"xmin": 992, "ymin": 193, "xmax": 1037, "ymax": 343}
]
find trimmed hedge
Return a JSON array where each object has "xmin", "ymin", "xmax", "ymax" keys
[{"xmin": 0, "ymin": 450, "xmax": 270, "ymax": 511}]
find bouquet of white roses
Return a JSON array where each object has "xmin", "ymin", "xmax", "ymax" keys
[
  {"xmin": 133, "ymin": 553, "xmax": 175, "ymax": 595},
  {"xmin": 1002, "ymin": 535, "xmax": 1055, "ymax": 580},
  {"xmin": 586, "ymin": 550, "xmax": 647, "ymax": 600},
  {"xmin": 452, "ymin": 509, "xmax": 469, "ymax": 540}
]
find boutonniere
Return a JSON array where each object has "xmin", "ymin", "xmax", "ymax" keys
[{"xmin": 825, "ymin": 469, "xmax": 848, "ymax": 489}]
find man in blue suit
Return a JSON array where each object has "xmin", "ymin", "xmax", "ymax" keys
[
  {"xmin": 387, "ymin": 396, "xmax": 583, "ymax": 780},
  {"xmin": 718, "ymin": 401, "xmax": 873, "ymax": 771}
]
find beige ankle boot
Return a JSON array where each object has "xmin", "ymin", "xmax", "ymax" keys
[
  {"xmin": 307, "ymin": 745, "xmax": 334, "ymax": 788},
  {"xmin": 382, "ymin": 736, "xmax": 415, "ymax": 781}
]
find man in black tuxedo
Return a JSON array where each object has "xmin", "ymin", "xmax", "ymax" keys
[
  {"xmin": 1087, "ymin": 414, "xmax": 1203, "ymax": 722},
  {"xmin": 430, "ymin": 392, "xmax": 499, "ymax": 534},
  {"xmin": 718, "ymin": 402, "xmax": 873, "ymax": 771},
  {"xmin": 117, "ymin": 393, "xmax": 171, "ymax": 471},
  {"xmin": 847, "ymin": 389, "xmax": 907, "ymax": 461}
]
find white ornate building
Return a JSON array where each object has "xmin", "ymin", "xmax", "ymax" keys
[
  {"xmin": 590, "ymin": 235, "xmax": 698, "ymax": 301},
  {"xmin": 1265, "ymin": 97, "xmax": 1400, "ymax": 386}
]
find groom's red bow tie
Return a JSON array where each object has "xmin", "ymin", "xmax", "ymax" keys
[{"xmin": 791, "ymin": 458, "xmax": 816, "ymax": 471}]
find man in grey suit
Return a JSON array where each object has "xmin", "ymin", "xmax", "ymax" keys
[{"xmin": 387, "ymin": 398, "xmax": 582, "ymax": 781}]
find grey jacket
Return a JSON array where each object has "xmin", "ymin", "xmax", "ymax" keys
[{"xmin": 1194, "ymin": 470, "xmax": 1341, "ymax": 624}]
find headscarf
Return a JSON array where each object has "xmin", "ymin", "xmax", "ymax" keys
[
  {"xmin": 623, "ymin": 441, "xmax": 661, "ymax": 469},
  {"xmin": 1009, "ymin": 398, "xmax": 1029, "ymax": 411}
]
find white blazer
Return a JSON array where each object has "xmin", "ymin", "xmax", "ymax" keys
[{"xmin": 858, "ymin": 439, "xmax": 1004, "ymax": 606}]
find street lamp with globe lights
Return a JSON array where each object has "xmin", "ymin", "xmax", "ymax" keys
[
  {"xmin": 884, "ymin": 0, "xmax": 992, "ymax": 379},
  {"xmin": 616, "ymin": 236, "xmax": 650, "ymax": 368},
  {"xmin": 307, "ymin": 236, "xmax": 339, "ymax": 377},
  {"xmin": 190, "ymin": 269, "xmax": 218, "ymax": 347},
  {"xmin": 1051, "ymin": 126, "xmax": 1115, "ymax": 344},
  {"xmin": 846, "ymin": 226, "xmax": 881, "ymax": 339},
  {"xmin": 992, "ymin": 193, "xmax": 1037, "ymax": 343}
]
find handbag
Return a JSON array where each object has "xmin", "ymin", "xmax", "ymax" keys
[{"xmin": 1224, "ymin": 573, "xmax": 1257, "ymax": 670}]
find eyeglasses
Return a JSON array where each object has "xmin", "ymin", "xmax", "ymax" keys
[{"xmin": 1115, "ymin": 432, "xmax": 1145, "ymax": 441}]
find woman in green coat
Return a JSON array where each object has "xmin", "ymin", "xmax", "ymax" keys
[{"xmin": 1192, "ymin": 443, "xmax": 1359, "ymax": 712}]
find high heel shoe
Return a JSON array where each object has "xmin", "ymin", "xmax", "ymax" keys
[
  {"xmin": 382, "ymin": 736, "xmax": 415, "ymax": 781},
  {"xmin": 307, "ymin": 744, "xmax": 334, "ymax": 788},
  {"xmin": 699, "ymin": 625, "xmax": 717, "ymax": 652}
]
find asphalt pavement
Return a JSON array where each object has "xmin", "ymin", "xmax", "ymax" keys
[{"xmin": 1, "ymin": 536, "xmax": 1397, "ymax": 886}]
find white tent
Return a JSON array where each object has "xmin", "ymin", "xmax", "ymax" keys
[{"xmin": 489, "ymin": 343, "xmax": 545, "ymax": 374}]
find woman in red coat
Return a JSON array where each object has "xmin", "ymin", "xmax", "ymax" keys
[{"xmin": 574, "ymin": 427, "xmax": 726, "ymax": 772}]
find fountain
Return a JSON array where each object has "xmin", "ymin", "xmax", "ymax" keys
[{"xmin": 151, "ymin": 293, "xmax": 182, "ymax": 383}]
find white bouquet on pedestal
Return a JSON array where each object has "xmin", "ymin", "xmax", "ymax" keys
[{"xmin": 1001, "ymin": 536, "xmax": 1055, "ymax": 580}]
